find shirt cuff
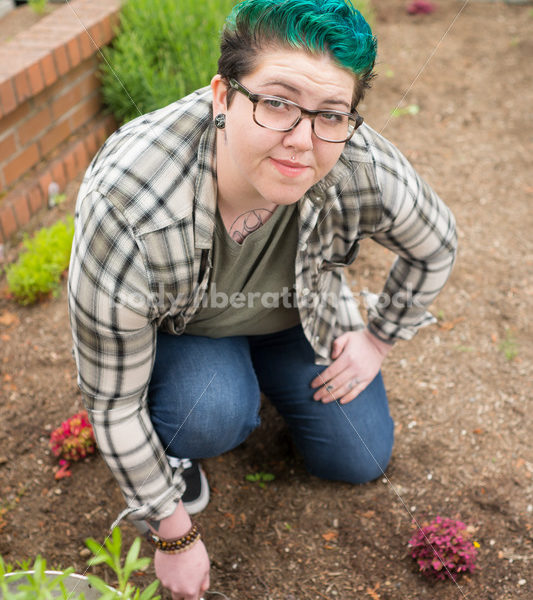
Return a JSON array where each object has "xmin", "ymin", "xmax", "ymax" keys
[{"xmin": 110, "ymin": 471, "xmax": 185, "ymax": 529}]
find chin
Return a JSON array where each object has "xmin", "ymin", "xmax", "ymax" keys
[
  {"xmin": 267, "ymin": 191, "xmax": 307, "ymax": 206},
  {"xmin": 262, "ymin": 181, "xmax": 314, "ymax": 206}
]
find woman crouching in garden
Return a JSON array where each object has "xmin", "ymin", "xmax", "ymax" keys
[{"xmin": 68, "ymin": 1, "xmax": 457, "ymax": 598}]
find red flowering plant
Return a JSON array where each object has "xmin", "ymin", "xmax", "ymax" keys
[
  {"xmin": 49, "ymin": 410, "xmax": 97, "ymax": 479},
  {"xmin": 408, "ymin": 516, "xmax": 478, "ymax": 581},
  {"xmin": 406, "ymin": 0, "xmax": 436, "ymax": 15}
]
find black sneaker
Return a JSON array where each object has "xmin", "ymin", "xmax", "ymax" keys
[
  {"xmin": 132, "ymin": 457, "xmax": 210, "ymax": 535},
  {"xmin": 168, "ymin": 457, "xmax": 210, "ymax": 515}
]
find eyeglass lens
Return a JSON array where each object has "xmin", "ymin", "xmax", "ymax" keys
[{"xmin": 254, "ymin": 98, "xmax": 356, "ymax": 142}]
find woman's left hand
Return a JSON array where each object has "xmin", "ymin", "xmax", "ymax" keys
[{"xmin": 311, "ymin": 329, "xmax": 393, "ymax": 404}]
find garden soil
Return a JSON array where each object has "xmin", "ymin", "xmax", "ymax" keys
[{"xmin": 0, "ymin": 1, "xmax": 532, "ymax": 599}]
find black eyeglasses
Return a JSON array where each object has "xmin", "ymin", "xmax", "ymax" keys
[{"xmin": 229, "ymin": 78, "xmax": 363, "ymax": 143}]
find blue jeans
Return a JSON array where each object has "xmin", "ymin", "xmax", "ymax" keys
[{"xmin": 148, "ymin": 324, "xmax": 394, "ymax": 484}]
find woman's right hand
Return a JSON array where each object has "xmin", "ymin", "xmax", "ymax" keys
[{"xmin": 154, "ymin": 540, "xmax": 210, "ymax": 600}]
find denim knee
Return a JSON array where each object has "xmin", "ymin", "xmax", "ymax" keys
[
  {"xmin": 148, "ymin": 332, "xmax": 261, "ymax": 459},
  {"xmin": 149, "ymin": 380, "xmax": 261, "ymax": 459},
  {"xmin": 345, "ymin": 438, "xmax": 394, "ymax": 484},
  {"xmin": 305, "ymin": 442, "xmax": 393, "ymax": 484},
  {"xmin": 303, "ymin": 420, "xmax": 394, "ymax": 485}
]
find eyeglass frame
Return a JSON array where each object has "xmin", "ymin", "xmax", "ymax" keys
[{"xmin": 228, "ymin": 78, "xmax": 364, "ymax": 143}]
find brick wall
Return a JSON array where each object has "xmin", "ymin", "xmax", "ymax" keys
[{"xmin": 0, "ymin": 0, "xmax": 123, "ymax": 244}]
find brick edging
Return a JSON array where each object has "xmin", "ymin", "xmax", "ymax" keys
[
  {"xmin": 0, "ymin": 113, "xmax": 116, "ymax": 241},
  {"xmin": 0, "ymin": 0, "xmax": 122, "ymax": 118},
  {"xmin": 0, "ymin": 0, "xmax": 123, "ymax": 244}
]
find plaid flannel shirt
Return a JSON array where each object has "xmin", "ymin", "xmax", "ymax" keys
[{"xmin": 68, "ymin": 87, "xmax": 457, "ymax": 524}]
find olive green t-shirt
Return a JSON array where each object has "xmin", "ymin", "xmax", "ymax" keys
[{"xmin": 184, "ymin": 204, "xmax": 301, "ymax": 337}]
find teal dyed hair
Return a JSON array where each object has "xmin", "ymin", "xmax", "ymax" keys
[{"xmin": 218, "ymin": 0, "xmax": 377, "ymax": 107}]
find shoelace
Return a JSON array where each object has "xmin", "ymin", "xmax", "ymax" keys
[{"xmin": 167, "ymin": 456, "xmax": 193, "ymax": 470}]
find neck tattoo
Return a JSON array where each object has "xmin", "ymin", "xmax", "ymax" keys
[{"xmin": 228, "ymin": 208, "xmax": 275, "ymax": 244}]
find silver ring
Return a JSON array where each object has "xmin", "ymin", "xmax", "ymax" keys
[{"xmin": 348, "ymin": 378, "xmax": 360, "ymax": 390}]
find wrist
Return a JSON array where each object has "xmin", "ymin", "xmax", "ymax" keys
[
  {"xmin": 148, "ymin": 501, "xmax": 192, "ymax": 538},
  {"xmin": 365, "ymin": 326, "xmax": 394, "ymax": 357}
]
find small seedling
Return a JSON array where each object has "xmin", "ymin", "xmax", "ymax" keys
[
  {"xmin": 0, "ymin": 555, "xmax": 75, "ymax": 600},
  {"xmin": 391, "ymin": 105, "xmax": 420, "ymax": 118},
  {"xmin": 86, "ymin": 527, "xmax": 160, "ymax": 600},
  {"xmin": 380, "ymin": 65, "xmax": 394, "ymax": 78},
  {"xmin": 0, "ymin": 528, "xmax": 160, "ymax": 600},
  {"xmin": 28, "ymin": 0, "xmax": 48, "ymax": 15},
  {"xmin": 49, "ymin": 193, "xmax": 67, "ymax": 208},
  {"xmin": 245, "ymin": 472, "xmax": 275, "ymax": 489},
  {"xmin": 47, "ymin": 182, "xmax": 66, "ymax": 208},
  {"xmin": 498, "ymin": 329, "xmax": 518, "ymax": 361},
  {"xmin": 456, "ymin": 345, "xmax": 474, "ymax": 353}
]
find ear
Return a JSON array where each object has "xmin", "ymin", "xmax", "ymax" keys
[{"xmin": 211, "ymin": 74, "xmax": 229, "ymax": 118}]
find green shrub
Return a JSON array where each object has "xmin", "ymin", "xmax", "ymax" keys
[
  {"xmin": 101, "ymin": 0, "xmax": 374, "ymax": 125},
  {"xmin": 4, "ymin": 217, "xmax": 74, "ymax": 305},
  {"xmin": 100, "ymin": 0, "xmax": 238, "ymax": 124}
]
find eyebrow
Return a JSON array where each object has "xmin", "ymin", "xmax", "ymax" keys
[{"xmin": 259, "ymin": 80, "xmax": 352, "ymax": 111}]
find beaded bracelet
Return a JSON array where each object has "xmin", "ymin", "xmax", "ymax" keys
[{"xmin": 145, "ymin": 522, "xmax": 201, "ymax": 554}]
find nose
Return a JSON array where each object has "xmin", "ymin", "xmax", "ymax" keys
[{"xmin": 282, "ymin": 116, "xmax": 314, "ymax": 152}]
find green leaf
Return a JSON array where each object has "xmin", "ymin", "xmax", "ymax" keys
[
  {"xmin": 139, "ymin": 579, "xmax": 160, "ymax": 600},
  {"xmin": 85, "ymin": 537, "xmax": 103, "ymax": 555},
  {"xmin": 86, "ymin": 552, "xmax": 111, "ymax": 567},
  {"xmin": 95, "ymin": 590, "xmax": 120, "ymax": 600},
  {"xmin": 108, "ymin": 527, "xmax": 123, "ymax": 558},
  {"xmin": 86, "ymin": 575, "xmax": 116, "ymax": 595},
  {"xmin": 125, "ymin": 537, "xmax": 141, "ymax": 566},
  {"xmin": 129, "ymin": 558, "xmax": 151, "ymax": 572},
  {"xmin": 45, "ymin": 569, "xmax": 75, "ymax": 591},
  {"xmin": 123, "ymin": 538, "xmax": 143, "ymax": 582}
]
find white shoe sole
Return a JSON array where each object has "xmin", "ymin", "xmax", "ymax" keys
[
  {"xmin": 183, "ymin": 466, "xmax": 210, "ymax": 515},
  {"xmin": 131, "ymin": 465, "xmax": 210, "ymax": 535}
]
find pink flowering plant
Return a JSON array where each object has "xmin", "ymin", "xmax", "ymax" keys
[
  {"xmin": 406, "ymin": 0, "xmax": 436, "ymax": 15},
  {"xmin": 408, "ymin": 516, "xmax": 478, "ymax": 580},
  {"xmin": 49, "ymin": 411, "xmax": 96, "ymax": 478}
]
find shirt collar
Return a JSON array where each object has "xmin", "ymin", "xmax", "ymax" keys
[{"xmin": 193, "ymin": 122, "xmax": 218, "ymax": 249}]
